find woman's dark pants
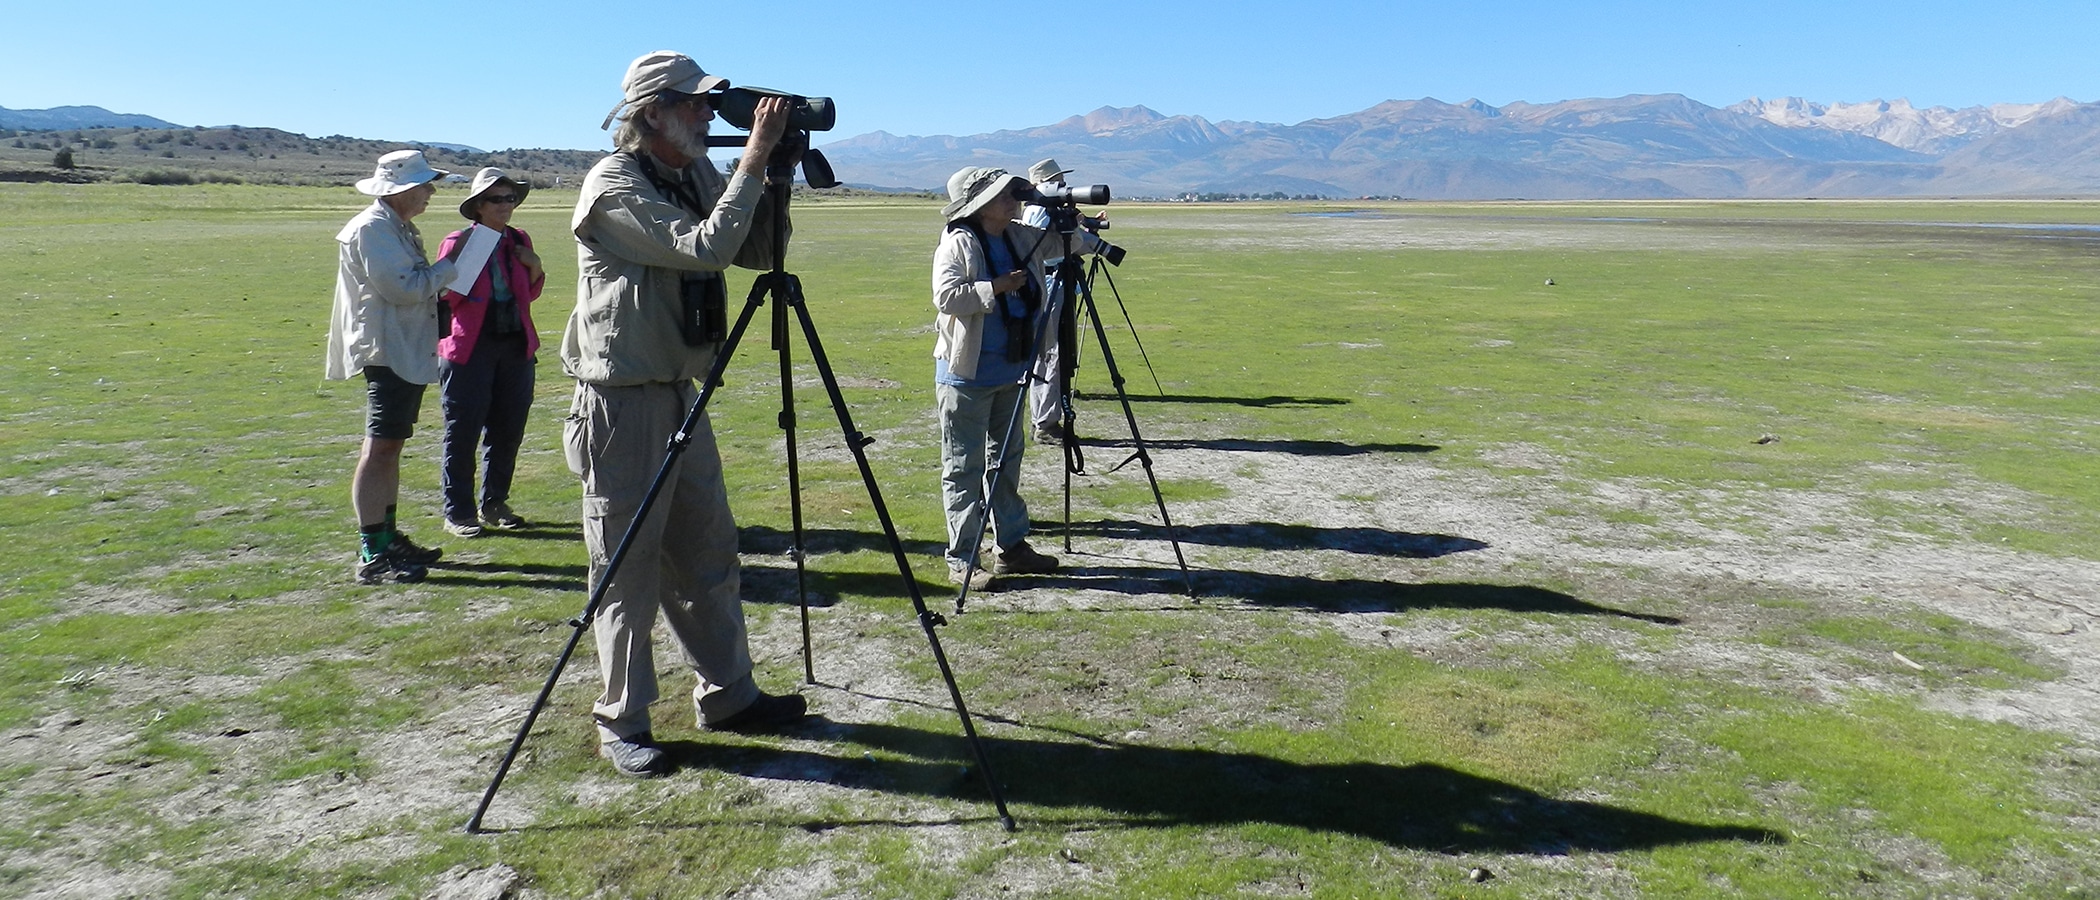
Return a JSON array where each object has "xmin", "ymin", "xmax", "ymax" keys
[{"xmin": 439, "ymin": 333, "xmax": 534, "ymax": 523}]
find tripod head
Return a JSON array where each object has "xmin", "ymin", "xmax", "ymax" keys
[{"xmin": 703, "ymin": 133, "xmax": 840, "ymax": 189}]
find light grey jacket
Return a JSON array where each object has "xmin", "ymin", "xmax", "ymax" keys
[
  {"xmin": 560, "ymin": 151, "xmax": 783, "ymax": 386},
  {"xmin": 325, "ymin": 200, "xmax": 457, "ymax": 384},
  {"xmin": 931, "ymin": 222, "xmax": 1102, "ymax": 381}
]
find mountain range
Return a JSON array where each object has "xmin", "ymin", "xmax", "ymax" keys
[
  {"xmin": 13, "ymin": 96, "xmax": 2100, "ymax": 199},
  {"xmin": 816, "ymin": 95, "xmax": 2100, "ymax": 199}
]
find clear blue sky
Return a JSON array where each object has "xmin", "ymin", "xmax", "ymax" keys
[{"xmin": 4, "ymin": 0, "xmax": 2095, "ymax": 152}]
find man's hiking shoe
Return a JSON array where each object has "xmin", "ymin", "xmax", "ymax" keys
[
  {"xmin": 993, "ymin": 541, "xmax": 1059, "ymax": 575},
  {"xmin": 702, "ymin": 692, "xmax": 808, "ymax": 733},
  {"xmin": 480, "ymin": 501, "xmax": 526, "ymax": 530},
  {"xmin": 600, "ymin": 732, "xmax": 669, "ymax": 777},
  {"xmin": 947, "ymin": 564, "xmax": 994, "ymax": 591},
  {"xmin": 444, "ymin": 518, "xmax": 483, "ymax": 538},
  {"xmin": 1034, "ymin": 424, "xmax": 1067, "ymax": 447},
  {"xmin": 355, "ymin": 544, "xmax": 428, "ymax": 585},
  {"xmin": 390, "ymin": 532, "xmax": 443, "ymax": 565}
]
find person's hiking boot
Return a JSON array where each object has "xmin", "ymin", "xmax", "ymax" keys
[
  {"xmin": 993, "ymin": 541, "xmax": 1059, "ymax": 575},
  {"xmin": 600, "ymin": 731, "xmax": 669, "ymax": 777},
  {"xmin": 1034, "ymin": 423, "xmax": 1067, "ymax": 447},
  {"xmin": 444, "ymin": 517, "xmax": 484, "ymax": 538},
  {"xmin": 355, "ymin": 543, "xmax": 428, "ymax": 585},
  {"xmin": 947, "ymin": 563, "xmax": 994, "ymax": 591},
  {"xmin": 480, "ymin": 501, "xmax": 526, "ymax": 530},
  {"xmin": 702, "ymin": 692, "xmax": 808, "ymax": 734},
  {"xmin": 390, "ymin": 531, "xmax": 443, "ymax": 565}
]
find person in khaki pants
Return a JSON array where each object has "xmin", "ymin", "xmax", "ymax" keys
[{"xmin": 559, "ymin": 50, "xmax": 804, "ymax": 777}]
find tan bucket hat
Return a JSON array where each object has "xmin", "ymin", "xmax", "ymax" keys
[
  {"xmin": 355, "ymin": 150, "xmax": 449, "ymax": 197},
  {"xmin": 601, "ymin": 50, "xmax": 731, "ymax": 129},
  {"xmin": 1027, "ymin": 158, "xmax": 1072, "ymax": 185},
  {"xmin": 943, "ymin": 166, "xmax": 1025, "ymax": 221},
  {"xmin": 458, "ymin": 167, "xmax": 530, "ymax": 219}
]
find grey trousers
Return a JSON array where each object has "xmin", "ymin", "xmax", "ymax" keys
[
  {"xmin": 564, "ymin": 380, "xmax": 758, "ymax": 742},
  {"xmin": 938, "ymin": 381, "xmax": 1031, "ymax": 569}
]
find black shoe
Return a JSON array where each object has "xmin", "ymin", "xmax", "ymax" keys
[
  {"xmin": 354, "ymin": 544, "xmax": 428, "ymax": 585},
  {"xmin": 480, "ymin": 501, "xmax": 526, "ymax": 530},
  {"xmin": 1034, "ymin": 424, "xmax": 1067, "ymax": 447},
  {"xmin": 993, "ymin": 540, "xmax": 1058, "ymax": 575},
  {"xmin": 600, "ymin": 731, "xmax": 669, "ymax": 777},
  {"xmin": 703, "ymin": 692, "xmax": 808, "ymax": 733},
  {"xmin": 390, "ymin": 532, "xmax": 443, "ymax": 565}
]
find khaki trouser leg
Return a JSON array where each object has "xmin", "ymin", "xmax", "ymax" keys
[{"xmin": 567, "ymin": 381, "xmax": 756, "ymax": 744}]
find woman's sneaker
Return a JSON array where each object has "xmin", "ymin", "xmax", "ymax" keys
[
  {"xmin": 355, "ymin": 544, "xmax": 428, "ymax": 584},
  {"xmin": 480, "ymin": 501, "xmax": 526, "ymax": 530},
  {"xmin": 444, "ymin": 518, "xmax": 484, "ymax": 538},
  {"xmin": 390, "ymin": 532, "xmax": 443, "ymax": 564}
]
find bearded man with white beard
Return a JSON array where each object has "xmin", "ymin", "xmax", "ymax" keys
[{"xmin": 559, "ymin": 50, "xmax": 806, "ymax": 777}]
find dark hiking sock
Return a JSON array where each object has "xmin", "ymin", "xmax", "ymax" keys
[{"xmin": 359, "ymin": 522, "xmax": 390, "ymax": 561}]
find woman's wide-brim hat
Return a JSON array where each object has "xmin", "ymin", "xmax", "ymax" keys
[
  {"xmin": 943, "ymin": 166, "xmax": 1024, "ymax": 221},
  {"xmin": 355, "ymin": 149, "xmax": 449, "ymax": 197},
  {"xmin": 459, "ymin": 167, "xmax": 530, "ymax": 219}
]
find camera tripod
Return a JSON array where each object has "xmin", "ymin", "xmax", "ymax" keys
[
  {"xmin": 467, "ymin": 138, "xmax": 1015, "ymax": 834},
  {"xmin": 950, "ymin": 212, "xmax": 1194, "ymax": 614}
]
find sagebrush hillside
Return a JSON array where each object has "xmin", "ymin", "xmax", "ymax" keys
[{"xmin": 0, "ymin": 124, "xmax": 605, "ymax": 187}]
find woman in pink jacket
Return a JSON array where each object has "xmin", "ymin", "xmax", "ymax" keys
[{"xmin": 436, "ymin": 167, "xmax": 546, "ymax": 536}]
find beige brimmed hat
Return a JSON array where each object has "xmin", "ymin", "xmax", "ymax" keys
[
  {"xmin": 601, "ymin": 50, "xmax": 731, "ymax": 129},
  {"xmin": 356, "ymin": 149, "xmax": 449, "ymax": 197},
  {"xmin": 1027, "ymin": 158, "xmax": 1072, "ymax": 185},
  {"xmin": 943, "ymin": 166, "xmax": 1025, "ymax": 221},
  {"xmin": 458, "ymin": 167, "xmax": 530, "ymax": 219}
]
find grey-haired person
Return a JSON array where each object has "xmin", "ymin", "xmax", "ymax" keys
[
  {"xmin": 436, "ymin": 168, "xmax": 546, "ymax": 538},
  {"xmin": 1018, "ymin": 157, "xmax": 1097, "ymax": 447},
  {"xmin": 326, "ymin": 150, "xmax": 458, "ymax": 585},
  {"xmin": 560, "ymin": 50, "xmax": 806, "ymax": 777},
  {"xmin": 931, "ymin": 166, "xmax": 1109, "ymax": 589}
]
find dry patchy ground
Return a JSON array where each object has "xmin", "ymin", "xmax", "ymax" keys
[{"xmin": 4, "ymin": 437, "xmax": 2097, "ymax": 898}]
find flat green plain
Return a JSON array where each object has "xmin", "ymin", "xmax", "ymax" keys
[{"xmin": 2, "ymin": 184, "xmax": 2098, "ymax": 898}]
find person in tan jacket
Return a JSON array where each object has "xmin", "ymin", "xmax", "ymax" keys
[{"xmin": 560, "ymin": 50, "xmax": 806, "ymax": 777}]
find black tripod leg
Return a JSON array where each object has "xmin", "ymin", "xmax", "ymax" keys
[
  {"xmin": 770, "ymin": 284, "xmax": 815, "ymax": 684},
  {"xmin": 1078, "ymin": 282, "xmax": 1197, "ymax": 598},
  {"xmin": 1088, "ymin": 258, "xmax": 1164, "ymax": 396},
  {"xmin": 780, "ymin": 274, "xmax": 1017, "ymax": 832},
  {"xmin": 465, "ymin": 277, "xmax": 773, "ymax": 834}
]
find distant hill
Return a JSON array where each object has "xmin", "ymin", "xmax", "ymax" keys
[
  {"xmin": 0, "ymin": 104, "xmax": 181, "ymax": 130},
  {"xmin": 0, "ymin": 122, "xmax": 603, "ymax": 187},
  {"xmin": 10, "ymin": 95, "xmax": 2100, "ymax": 198},
  {"xmin": 818, "ymin": 95, "xmax": 2100, "ymax": 199}
]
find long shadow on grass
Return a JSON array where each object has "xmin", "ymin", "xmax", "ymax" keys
[
  {"xmin": 740, "ymin": 524, "xmax": 944, "ymax": 558},
  {"xmin": 1062, "ymin": 519, "xmax": 1486, "ymax": 558},
  {"xmin": 653, "ymin": 722, "xmax": 1776, "ymax": 853},
  {"xmin": 421, "ymin": 561, "xmax": 587, "ymax": 593},
  {"xmin": 470, "ymin": 523, "xmax": 584, "ymax": 542},
  {"xmin": 1083, "ymin": 437, "xmax": 1438, "ymax": 456},
  {"xmin": 1090, "ymin": 393, "xmax": 1350, "ymax": 408},
  {"xmin": 1007, "ymin": 562, "xmax": 1678, "ymax": 624}
]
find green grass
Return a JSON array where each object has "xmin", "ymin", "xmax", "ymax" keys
[{"xmin": 2, "ymin": 185, "xmax": 2098, "ymax": 896}]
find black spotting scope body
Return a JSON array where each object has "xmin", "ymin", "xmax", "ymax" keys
[{"xmin": 715, "ymin": 86, "xmax": 836, "ymax": 133}]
